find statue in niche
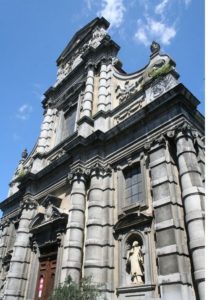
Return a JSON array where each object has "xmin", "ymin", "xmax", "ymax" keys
[{"xmin": 126, "ymin": 241, "xmax": 144, "ymax": 284}]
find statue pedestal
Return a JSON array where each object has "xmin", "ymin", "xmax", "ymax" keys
[{"xmin": 117, "ymin": 284, "xmax": 157, "ymax": 300}]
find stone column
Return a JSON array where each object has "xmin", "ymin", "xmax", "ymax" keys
[
  {"xmin": 0, "ymin": 219, "xmax": 11, "ymax": 295},
  {"xmin": 3, "ymin": 197, "xmax": 37, "ymax": 300},
  {"xmin": 148, "ymin": 136, "xmax": 196, "ymax": 300},
  {"xmin": 175, "ymin": 124, "xmax": 205, "ymax": 300},
  {"xmin": 0, "ymin": 219, "xmax": 10, "ymax": 267},
  {"xmin": 84, "ymin": 164, "xmax": 114, "ymax": 299},
  {"xmin": 60, "ymin": 168, "xmax": 87, "ymax": 283},
  {"xmin": 194, "ymin": 133, "xmax": 205, "ymax": 187},
  {"xmin": 106, "ymin": 60, "xmax": 112, "ymax": 111},
  {"xmin": 37, "ymin": 107, "xmax": 57, "ymax": 153},
  {"xmin": 97, "ymin": 59, "xmax": 107, "ymax": 112},
  {"xmin": 82, "ymin": 63, "xmax": 94, "ymax": 118}
]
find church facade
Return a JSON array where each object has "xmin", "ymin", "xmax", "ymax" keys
[{"xmin": 0, "ymin": 17, "xmax": 205, "ymax": 300}]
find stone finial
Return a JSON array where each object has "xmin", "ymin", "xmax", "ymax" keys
[
  {"xmin": 150, "ymin": 41, "xmax": 160, "ymax": 55},
  {"xmin": 21, "ymin": 148, "xmax": 28, "ymax": 160}
]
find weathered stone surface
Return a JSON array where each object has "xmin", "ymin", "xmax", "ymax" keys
[{"xmin": 0, "ymin": 17, "xmax": 204, "ymax": 300}]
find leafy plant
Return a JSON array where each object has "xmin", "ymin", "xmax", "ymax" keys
[
  {"xmin": 48, "ymin": 276, "xmax": 104, "ymax": 300},
  {"xmin": 14, "ymin": 169, "xmax": 28, "ymax": 182},
  {"xmin": 148, "ymin": 63, "xmax": 173, "ymax": 79}
]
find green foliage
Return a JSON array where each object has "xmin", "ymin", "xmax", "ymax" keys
[
  {"xmin": 15, "ymin": 169, "xmax": 28, "ymax": 182},
  {"xmin": 148, "ymin": 63, "xmax": 172, "ymax": 79},
  {"xmin": 48, "ymin": 276, "xmax": 104, "ymax": 300}
]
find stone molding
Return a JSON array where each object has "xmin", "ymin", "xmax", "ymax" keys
[{"xmin": 143, "ymin": 121, "xmax": 203, "ymax": 153}]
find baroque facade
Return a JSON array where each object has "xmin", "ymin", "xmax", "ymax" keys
[{"xmin": 0, "ymin": 17, "xmax": 205, "ymax": 300}]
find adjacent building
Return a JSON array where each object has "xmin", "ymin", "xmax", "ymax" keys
[{"xmin": 0, "ymin": 17, "xmax": 205, "ymax": 300}]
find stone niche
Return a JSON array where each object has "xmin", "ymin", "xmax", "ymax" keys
[{"xmin": 114, "ymin": 212, "xmax": 158, "ymax": 300}]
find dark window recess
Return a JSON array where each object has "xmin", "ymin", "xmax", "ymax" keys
[
  {"xmin": 63, "ymin": 107, "xmax": 76, "ymax": 139},
  {"xmin": 124, "ymin": 165, "xmax": 144, "ymax": 205}
]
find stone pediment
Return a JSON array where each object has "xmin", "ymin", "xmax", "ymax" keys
[
  {"xmin": 57, "ymin": 17, "xmax": 109, "ymax": 65},
  {"xmin": 55, "ymin": 17, "xmax": 110, "ymax": 85},
  {"xmin": 114, "ymin": 212, "xmax": 152, "ymax": 234},
  {"xmin": 30, "ymin": 195, "xmax": 67, "ymax": 233}
]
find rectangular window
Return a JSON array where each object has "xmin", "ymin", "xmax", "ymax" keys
[
  {"xmin": 63, "ymin": 106, "xmax": 77, "ymax": 139},
  {"xmin": 124, "ymin": 165, "xmax": 144, "ymax": 206}
]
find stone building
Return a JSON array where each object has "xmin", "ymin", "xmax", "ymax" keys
[{"xmin": 0, "ymin": 17, "xmax": 205, "ymax": 300}]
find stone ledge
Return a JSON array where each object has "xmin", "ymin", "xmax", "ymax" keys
[
  {"xmin": 84, "ymin": 261, "xmax": 114, "ymax": 268},
  {"xmin": 182, "ymin": 186, "xmax": 205, "ymax": 199},
  {"xmin": 86, "ymin": 220, "xmax": 113, "ymax": 227},
  {"xmin": 179, "ymin": 169, "xmax": 201, "ymax": 177},
  {"xmin": 71, "ymin": 191, "xmax": 86, "ymax": 197},
  {"xmin": 194, "ymin": 270, "xmax": 205, "ymax": 281},
  {"xmin": 149, "ymin": 156, "xmax": 171, "ymax": 168},
  {"xmin": 62, "ymin": 261, "xmax": 82, "ymax": 269},
  {"xmin": 158, "ymin": 272, "xmax": 192, "ymax": 285},
  {"xmin": 185, "ymin": 210, "xmax": 203, "ymax": 224},
  {"xmin": 151, "ymin": 176, "xmax": 176, "ymax": 187},
  {"xmin": 67, "ymin": 223, "xmax": 84, "ymax": 230},
  {"xmin": 64, "ymin": 240, "xmax": 83, "ymax": 249},
  {"xmin": 88, "ymin": 199, "xmax": 114, "ymax": 207},
  {"xmin": 3, "ymin": 291, "xmax": 24, "ymax": 298},
  {"xmin": 6, "ymin": 273, "xmax": 27, "ymax": 280},
  {"xmin": 153, "ymin": 196, "xmax": 181, "ymax": 207},
  {"xmin": 117, "ymin": 284, "xmax": 156, "ymax": 295},
  {"xmin": 155, "ymin": 218, "xmax": 184, "ymax": 231},
  {"xmin": 85, "ymin": 239, "xmax": 114, "ymax": 247},
  {"xmin": 189, "ymin": 238, "xmax": 205, "ymax": 250},
  {"xmin": 69, "ymin": 205, "xmax": 85, "ymax": 212},
  {"xmin": 156, "ymin": 244, "xmax": 189, "ymax": 256}
]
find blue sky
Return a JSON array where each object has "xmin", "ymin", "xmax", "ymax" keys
[{"xmin": 0, "ymin": 0, "xmax": 204, "ymax": 202}]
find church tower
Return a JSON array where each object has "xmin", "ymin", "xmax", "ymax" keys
[{"xmin": 0, "ymin": 17, "xmax": 205, "ymax": 300}]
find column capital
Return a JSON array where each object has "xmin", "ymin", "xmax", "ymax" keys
[
  {"xmin": 68, "ymin": 166, "xmax": 90, "ymax": 185},
  {"xmin": 143, "ymin": 134, "xmax": 166, "ymax": 153},
  {"xmin": 20, "ymin": 197, "xmax": 38, "ymax": 211},
  {"xmin": 99, "ymin": 56, "xmax": 110, "ymax": 65},
  {"xmin": 85, "ymin": 60, "xmax": 95, "ymax": 70},
  {"xmin": 0, "ymin": 217, "xmax": 11, "ymax": 230},
  {"xmin": 90, "ymin": 162, "xmax": 112, "ymax": 177}
]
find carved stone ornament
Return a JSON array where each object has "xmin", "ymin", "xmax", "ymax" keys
[
  {"xmin": 150, "ymin": 41, "xmax": 160, "ymax": 54},
  {"xmin": 21, "ymin": 148, "xmax": 28, "ymax": 159},
  {"xmin": 56, "ymin": 26, "xmax": 107, "ymax": 84},
  {"xmin": 166, "ymin": 130, "xmax": 175, "ymax": 139},
  {"xmin": 68, "ymin": 166, "xmax": 90, "ymax": 185},
  {"xmin": 29, "ymin": 196, "xmax": 68, "ymax": 250},
  {"xmin": 116, "ymin": 78, "xmax": 143, "ymax": 103},
  {"xmin": 20, "ymin": 198, "xmax": 38, "ymax": 211},
  {"xmin": 90, "ymin": 162, "xmax": 112, "ymax": 176},
  {"xmin": 113, "ymin": 212, "xmax": 152, "ymax": 237},
  {"xmin": 89, "ymin": 26, "xmax": 106, "ymax": 48},
  {"xmin": 144, "ymin": 142, "xmax": 151, "ymax": 151},
  {"xmin": 154, "ymin": 134, "xmax": 166, "ymax": 146},
  {"xmin": 149, "ymin": 74, "xmax": 177, "ymax": 101},
  {"xmin": 0, "ymin": 217, "xmax": 11, "ymax": 229}
]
